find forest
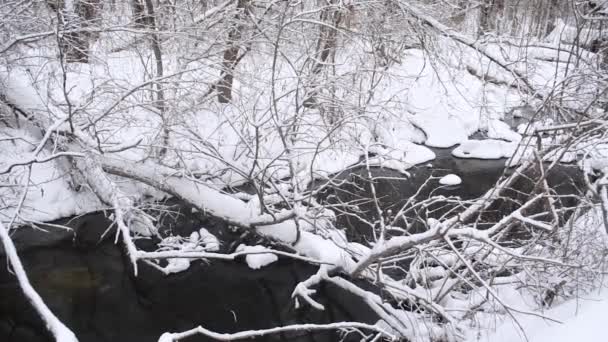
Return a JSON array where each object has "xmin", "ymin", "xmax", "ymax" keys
[{"xmin": 1, "ymin": 1, "xmax": 608, "ymax": 341}]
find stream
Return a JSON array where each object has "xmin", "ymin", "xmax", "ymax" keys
[{"xmin": 0, "ymin": 146, "xmax": 585, "ymax": 342}]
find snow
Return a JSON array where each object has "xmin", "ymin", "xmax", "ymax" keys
[
  {"xmin": 198, "ymin": 228, "xmax": 220, "ymax": 252},
  {"xmin": 466, "ymin": 288, "xmax": 608, "ymax": 342},
  {"xmin": 153, "ymin": 229, "xmax": 222, "ymax": 274},
  {"xmin": 2, "ymin": 31, "xmax": 592, "ymax": 226},
  {"xmin": 368, "ymin": 142, "xmax": 436, "ymax": 170},
  {"xmin": 0, "ymin": 221, "xmax": 79, "ymax": 342},
  {"xmin": 581, "ymin": 142, "xmax": 608, "ymax": 172},
  {"xmin": 460, "ymin": 206, "xmax": 608, "ymax": 342},
  {"xmin": 452, "ymin": 139, "xmax": 515, "ymax": 160},
  {"xmin": 0, "ymin": 128, "xmax": 101, "ymax": 223},
  {"xmin": 256, "ymin": 221, "xmax": 356, "ymax": 272},
  {"xmin": 236, "ymin": 244, "xmax": 278, "ymax": 270},
  {"xmin": 546, "ymin": 18, "xmax": 608, "ymax": 47},
  {"xmin": 438, "ymin": 174, "xmax": 462, "ymax": 186},
  {"xmin": 3, "ymin": 4, "xmax": 608, "ymax": 342},
  {"xmin": 487, "ymin": 119, "xmax": 521, "ymax": 142},
  {"xmin": 410, "ymin": 115, "xmax": 469, "ymax": 148}
]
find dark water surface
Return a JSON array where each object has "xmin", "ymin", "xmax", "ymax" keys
[{"xmin": 0, "ymin": 146, "xmax": 585, "ymax": 342}]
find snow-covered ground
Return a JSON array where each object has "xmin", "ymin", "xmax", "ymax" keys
[
  {"xmin": 1, "ymin": 37, "xmax": 601, "ymax": 224},
  {"xmin": 2, "ymin": 14, "xmax": 608, "ymax": 341},
  {"xmin": 467, "ymin": 287, "xmax": 608, "ymax": 342}
]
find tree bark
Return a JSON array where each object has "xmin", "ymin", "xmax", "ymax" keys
[
  {"xmin": 131, "ymin": 0, "xmax": 148, "ymax": 27},
  {"xmin": 303, "ymin": 0, "xmax": 343, "ymax": 108},
  {"xmin": 479, "ymin": 0, "xmax": 504, "ymax": 36},
  {"xmin": 142, "ymin": 0, "xmax": 165, "ymax": 113},
  {"xmin": 47, "ymin": 0, "xmax": 99, "ymax": 63},
  {"xmin": 217, "ymin": 0, "xmax": 250, "ymax": 104},
  {"xmin": 135, "ymin": 0, "xmax": 168, "ymax": 155}
]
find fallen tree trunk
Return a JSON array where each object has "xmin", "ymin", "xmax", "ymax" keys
[
  {"xmin": 98, "ymin": 155, "xmax": 358, "ymax": 272},
  {"xmin": 99, "ymin": 156, "xmax": 295, "ymax": 229}
]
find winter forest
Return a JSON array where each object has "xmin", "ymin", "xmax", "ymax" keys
[{"xmin": 2, "ymin": 0, "xmax": 608, "ymax": 341}]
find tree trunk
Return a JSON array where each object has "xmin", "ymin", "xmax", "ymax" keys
[
  {"xmin": 303, "ymin": 0, "xmax": 343, "ymax": 108},
  {"xmin": 131, "ymin": 0, "xmax": 148, "ymax": 27},
  {"xmin": 137, "ymin": 0, "xmax": 167, "ymax": 156},
  {"xmin": 47, "ymin": 0, "xmax": 99, "ymax": 63},
  {"xmin": 543, "ymin": 0, "xmax": 561, "ymax": 38},
  {"xmin": 141, "ymin": 0, "xmax": 165, "ymax": 114},
  {"xmin": 217, "ymin": 0, "xmax": 250, "ymax": 104},
  {"xmin": 479, "ymin": 0, "xmax": 504, "ymax": 36}
]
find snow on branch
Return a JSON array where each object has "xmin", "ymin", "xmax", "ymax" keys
[
  {"xmin": 394, "ymin": 0, "xmax": 538, "ymax": 95},
  {"xmin": 98, "ymin": 156, "xmax": 294, "ymax": 228},
  {"xmin": 73, "ymin": 152, "xmax": 156, "ymax": 275},
  {"xmin": 0, "ymin": 151, "xmax": 84, "ymax": 174},
  {"xmin": 350, "ymin": 160, "xmax": 535, "ymax": 277},
  {"xmin": 157, "ymin": 322, "xmax": 396, "ymax": 342},
  {"xmin": 0, "ymin": 221, "xmax": 78, "ymax": 342},
  {"xmin": 98, "ymin": 155, "xmax": 359, "ymax": 273}
]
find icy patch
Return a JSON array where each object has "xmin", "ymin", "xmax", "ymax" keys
[
  {"xmin": 161, "ymin": 255, "xmax": 191, "ymax": 274},
  {"xmin": 236, "ymin": 244, "xmax": 278, "ymax": 269},
  {"xmin": 156, "ymin": 235, "xmax": 198, "ymax": 274},
  {"xmin": 365, "ymin": 156, "xmax": 411, "ymax": 175},
  {"xmin": 439, "ymin": 174, "xmax": 462, "ymax": 186}
]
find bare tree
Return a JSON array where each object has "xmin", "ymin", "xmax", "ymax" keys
[
  {"xmin": 217, "ymin": 0, "xmax": 251, "ymax": 103},
  {"xmin": 2, "ymin": 1, "xmax": 608, "ymax": 341},
  {"xmin": 47, "ymin": 0, "xmax": 101, "ymax": 63}
]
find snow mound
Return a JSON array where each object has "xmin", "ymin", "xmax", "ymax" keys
[
  {"xmin": 487, "ymin": 119, "xmax": 521, "ymax": 142},
  {"xmin": 439, "ymin": 174, "xmax": 462, "ymax": 186},
  {"xmin": 236, "ymin": 244, "xmax": 278, "ymax": 270},
  {"xmin": 452, "ymin": 140, "xmax": 515, "ymax": 160},
  {"xmin": 365, "ymin": 142, "xmax": 436, "ymax": 174},
  {"xmin": 153, "ymin": 230, "xmax": 222, "ymax": 274},
  {"xmin": 411, "ymin": 115, "xmax": 469, "ymax": 148},
  {"xmin": 466, "ymin": 288, "xmax": 608, "ymax": 342},
  {"xmin": 198, "ymin": 228, "xmax": 220, "ymax": 252}
]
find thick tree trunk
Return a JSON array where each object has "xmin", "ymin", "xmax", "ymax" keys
[
  {"xmin": 131, "ymin": 0, "xmax": 147, "ymax": 27},
  {"xmin": 542, "ymin": 0, "xmax": 561, "ymax": 38},
  {"xmin": 47, "ymin": 0, "xmax": 99, "ymax": 63},
  {"xmin": 479, "ymin": 0, "xmax": 504, "ymax": 36},
  {"xmin": 217, "ymin": 0, "xmax": 250, "ymax": 104}
]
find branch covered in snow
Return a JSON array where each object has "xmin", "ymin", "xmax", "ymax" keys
[
  {"xmin": 0, "ymin": 221, "xmax": 78, "ymax": 342},
  {"xmin": 157, "ymin": 321, "xmax": 396, "ymax": 342}
]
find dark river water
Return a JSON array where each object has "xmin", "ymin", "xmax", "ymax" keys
[{"xmin": 0, "ymin": 146, "xmax": 585, "ymax": 342}]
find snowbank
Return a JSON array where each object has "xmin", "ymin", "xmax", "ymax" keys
[
  {"xmin": 439, "ymin": 174, "xmax": 462, "ymax": 186},
  {"xmin": 466, "ymin": 288, "xmax": 608, "ymax": 342}
]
